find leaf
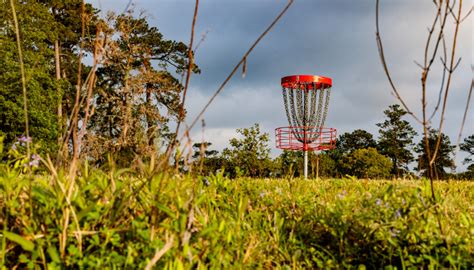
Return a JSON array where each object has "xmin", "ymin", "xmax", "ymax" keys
[
  {"xmin": 77, "ymin": 204, "xmax": 97, "ymax": 220},
  {"xmin": 3, "ymin": 231, "xmax": 35, "ymax": 251},
  {"xmin": 156, "ymin": 203, "xmax": 174, "ymax": 218},
  {"xmin": 47, "ymin": 245, "xmax": 60, "ymax": 263}
]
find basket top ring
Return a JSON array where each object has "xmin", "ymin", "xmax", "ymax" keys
[{"xmin": 281, "ymin": 74, "xmax": 332, "ymax": 89}]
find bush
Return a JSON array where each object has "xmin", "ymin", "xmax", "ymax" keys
[{"xmin": 341, "ymin": 147, "xmax": 392, "ymax": 179}]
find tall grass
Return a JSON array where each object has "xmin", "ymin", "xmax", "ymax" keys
[{"xmin": 1, "ymin": 166, "xmax": 473, "ymax": 268}]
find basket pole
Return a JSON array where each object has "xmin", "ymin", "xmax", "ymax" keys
[{"xmin": 303, "ymin": 149, "xmax": 308, "ymax": 179}]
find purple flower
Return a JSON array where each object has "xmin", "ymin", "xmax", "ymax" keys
[
  {"xmin": 259, "ymin": 191, "xmax": 265, "ymax": 198},
  {"xmin": 18, "ymin": 135, "xmax": 32, "ymax": 144},
  {"xmin": 27, "ymin": 154, "xmax": 40, "ymax": 167},
  {"xmin": 395, "ymin": 209, "xmax": 401, "ymax": 219},
  {"xmin": 375, "ymin": 199, "xmax": 382, "ymax": 206},
  {"xmin": 202, "ymin": 177, "xmax": 210, "ymax": 186},
  {"xmin": 417, "ymin": 194, "xmax": 426, "ymax": 207},
  {"xmin": 11, "ymin": 143, "xmax": 17, "ymax": 150}
]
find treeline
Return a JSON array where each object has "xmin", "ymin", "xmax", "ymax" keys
[
  {"xmin": 191, "ymin": 105, "xmax": 474, "ymax": 180},
  {"xmin": 1, "ymin": 1, "xmax": 472, "ymax": 180},
  {"xmin": 1, "ymin": 1, "xmax": 196, "ymax": 167}
]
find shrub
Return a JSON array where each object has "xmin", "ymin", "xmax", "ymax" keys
[{"xmin": 341, "ymin": 147, "xmax": 392, "ymax": 179}]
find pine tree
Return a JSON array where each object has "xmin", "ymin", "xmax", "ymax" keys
[
  {"xmin": 415, "ymin": 128, "xmax": 455, "ymax": 179},
  {"xmin": 376, "ymin": 104, "xmax": 417, "ymax": 177},
  {"xmin": 336, "ymin": 129, "xmax": 377, "ymax": 155},
  {"xmin": 460, "ymin": 134, "xmax": 474, "ymax": 165}
]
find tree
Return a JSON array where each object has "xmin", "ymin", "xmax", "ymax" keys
[
  {"xmin": 192, "ymin": 142, "xmax": 219, "ymax": 160},
  {"xmin": 312, "ymin": 152, "xmax": 337, "ymax": 178},
  {"xmin": 376, "ymin": 104, "xmax": 417, "ymax": 176},
  {"xmin": 415, "ymin": 129, "xmax": 455, "ymax": 179},
  {"xmin": 460, "ymin": 134, "xmax": 474, "ymax": 165},
  {"xmin": 1, "ymin": 1, "xmax": 61, "ymax": 156},
  {"xmin": 222, "ymin": 123, "xmax": 272, "ymax": 178},
  {"xmin": 275, "ymin": 150, "xmax": 303, "ymax": 177},
  {"xmin": 1, "ymin": 0, "xmax": 100, "ymax": 162},
  {"xmin": 83, "ymin": 13, "xmax": 196, "ymax": 166},
  {"xmin": 191, "ymin": 142, "xmax": 223, "ymax": 176},
  {"xmin": 336, "ymin": 129, "xmax": 377, "ymax": 155},
  {"xmin": 340, "ymin": 147, "xmax": 392, "ymax": 179}
]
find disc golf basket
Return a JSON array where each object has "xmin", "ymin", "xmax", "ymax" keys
[{"xmin": 275, "ymin": 75, "xmax": 337, "ymax": 179}]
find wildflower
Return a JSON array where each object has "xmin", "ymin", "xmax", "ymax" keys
[
  {"xmin": 27, "ymin": 154, "xmax": 40, "ymax": 167},
  {"xmin": 417, "ymin": 193, "xmax": 426, "ymax": 207},
  {"xmin": 375, "ymin": 198, "xmax": 382, "ymax": 206},
  {"xmin": 11, "ymin": 143, "xmax": 17, "ymax": 150},
  {"xmin": 202, "ymin": 177, "xmax": 210, "ymax": 187},
  {"xmin": 390, "ymin": 228, "xmax": 400, "ymax": 237},
  {"xmin": 18, "ymin": 135, "xmax": 32, "ymax": 144},
  {"xmin": 395, "ymin": 209, "xmax": 401, "ymax": 219},
  {"xmin": 337, "ymin": 190, "xmax": 347, "ymax": 200},
  {"xmin": 259, "ymin": 191, "xmax": 265, "ymax": 198}
]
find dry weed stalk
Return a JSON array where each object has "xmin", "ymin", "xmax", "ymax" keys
[
  {"xmin": 375, "ymin": 0, "xmax": 471, "ymax": 184},
  {"xmin": 9, "ymin": 0, "xmax": 30, "ymax": 164},
  {"xmin": 160, "ymin": 0, "xmax": 294, "ymax": 171},
  {"xmin": 376, "ymin": 0, "xmax": 471, "ymax": 244}
]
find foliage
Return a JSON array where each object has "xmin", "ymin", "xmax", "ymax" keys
[
  {"xmin": 84, "ymin": 12, "xmax": 196, "ymax": 166},
  {"xmin": 1, "ymin": 1, "xmax": 195, "ymax": 166},
  {"xmin": 341, "ymin": 147, "xmax": 392, "ymax": 179},
  {"xmin": 415, "ymin": 129, "xmax": 455, "ymax": 179},
  {"xmin": 274, "ymin": 150, "xmax": 302, "ymax": 177},
  {"xmin": 0, "ymin": 1, "xmax": 63, "ymax": 156},
  {"xmin": 1, "ymin": 167, "xmax": 473, "ymax": 268},
  {"xmin": 376, "ymin": 104, "xmax": 417, "ymax": 177},
  {"xmin": 191, "ymin": 142, "xmax": 223, "ymax": 176},
  {"xmin": 316, "ymin": 152, "xmax": 337, "ymax": 178},
  {"xmin": 336, "ymin": 129, "xmax": 377, "ymax": 155},
  {"xmin": 222, "ymin": 123, "xmax": 273, "ymax": 178},
  {"xmin": 275, "ymin": 151, "xmax": 336, "ymax": 178},
  {"xmin": 460, "ymin": 134, "xmax": 474, "ymax": 165}
]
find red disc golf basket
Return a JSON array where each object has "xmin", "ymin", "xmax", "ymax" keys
[{"xmin": 275, "ymin": 75, "xmax": 337, "ymax": 179}]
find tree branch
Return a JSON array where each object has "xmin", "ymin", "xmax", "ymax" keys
[{"xmin": 375, "ymin": 0, "xmax": 421, "ymax": 123}]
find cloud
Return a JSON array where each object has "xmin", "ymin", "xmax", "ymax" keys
[{"xmin": 90, "ymin": 0, "xmax": 473, "ymax": 169}]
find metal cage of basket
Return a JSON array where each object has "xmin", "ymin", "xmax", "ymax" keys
[{"xmin": 275, "ymin": 75, "xmax": 337, "ymax": 179}]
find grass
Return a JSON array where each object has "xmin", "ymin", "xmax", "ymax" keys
[{"xmin": 1, "ymin": 167, "xmax": 473, "ymax": 269}]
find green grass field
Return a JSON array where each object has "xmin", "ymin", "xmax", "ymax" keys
[{"xmin": 1, "ymin": 170, "xmax": 473, "ymax": 269}]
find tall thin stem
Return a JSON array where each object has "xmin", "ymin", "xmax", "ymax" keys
[
  {"xmin": 169, "ymin": 0, "xmax": 199, "ymax": 164},
  {"xmin": 10, "ymin": 0, "xmax": 30, "ymax": 161}
]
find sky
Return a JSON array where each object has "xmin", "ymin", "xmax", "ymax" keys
[{"xmin": 89, "ymin": 0, "xmax": 473, "ymax": 171}]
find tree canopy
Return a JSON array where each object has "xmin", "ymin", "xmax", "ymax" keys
[
  {"xmin": 1, "ymin": 1, "xmax": 196, "ymax": 166},
  {"xmin": 376, "ymin": 104, "xmax": 417, "ymax": 176},
  {"xmin": 460, "ymin": 134, "xmax": 474, "ymax": 165},
  {"xmin": 340, "ymin": 147, "xmax": 392, "ymax": 179},
  {"xmin": 222, "ymin": 123, "xmax": 273, "ymax": 178},
  {"xmin": 415, "ymin": 129, "xmax": 455, "ymax": 179},
  {"xmin": 336, "ymin": 129, "xmax": 377, "ymax": 155}
]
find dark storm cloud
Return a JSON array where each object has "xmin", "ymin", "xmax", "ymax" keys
[{"xmin": 91, "ymin": 0, "xmax": 472, "ymax": 168}]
